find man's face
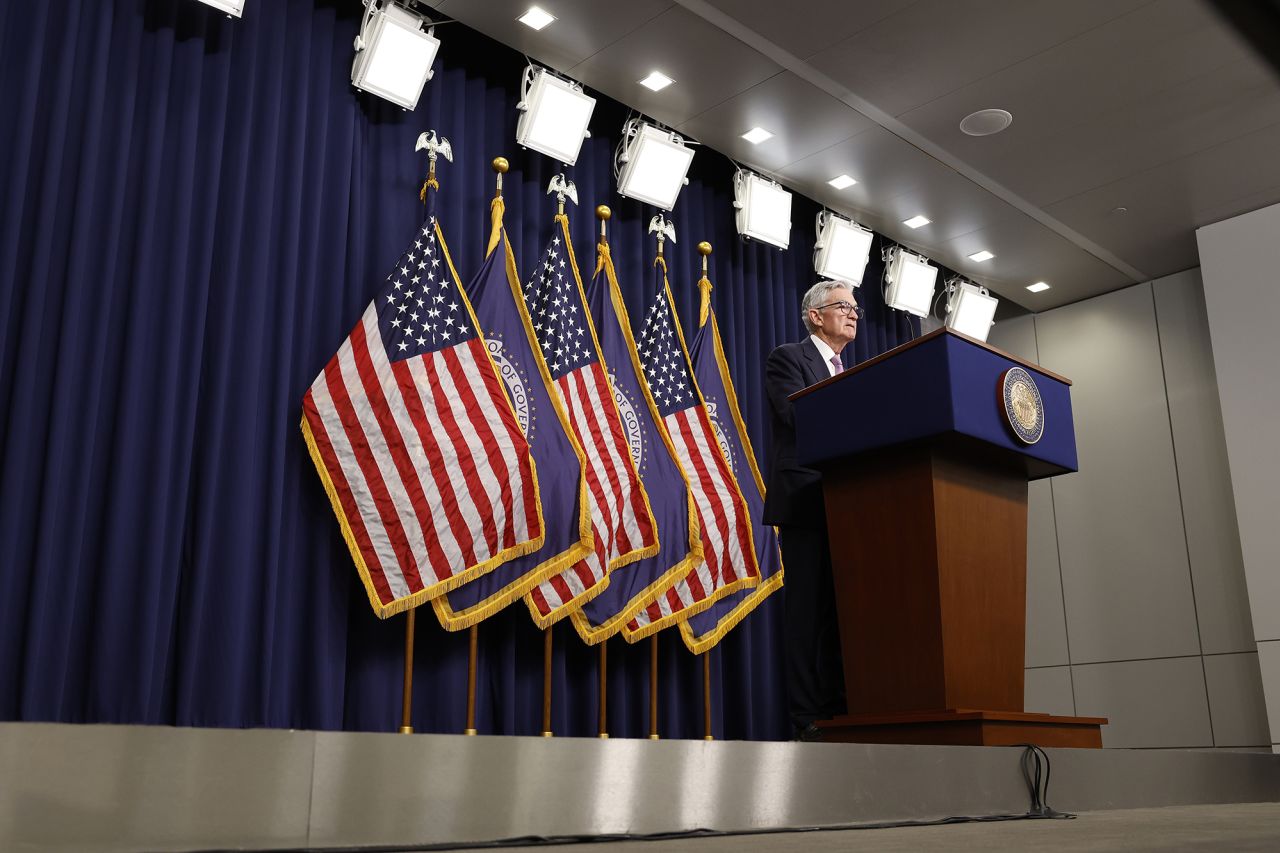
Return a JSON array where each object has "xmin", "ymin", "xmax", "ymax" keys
[{"xmin": 809, "ymin": 286, "xmax": 859, "ymax": 346}]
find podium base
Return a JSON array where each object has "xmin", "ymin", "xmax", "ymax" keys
[{"xmin": 816, "ymin": 709, "xmax": 1106, "ymax": 748}]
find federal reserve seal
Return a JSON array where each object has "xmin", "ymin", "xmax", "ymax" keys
[
  {"xmin": 486, "ymin": 337, "xmax": 532, "ymax": 438},
  {"xmin": 705, "ymin": 400, "xmax": 737, "ymax": 474},
  {"xmin": 1000, "ymin": 366, "xmax": 1044, "ymax": 445},
  {"xmin": 609, "ymin": 373, "xmax": 644, "ymax": 468}
]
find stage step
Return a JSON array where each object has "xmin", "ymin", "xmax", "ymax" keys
[{"xmin": 2, "ymin": 723, "xmax": 1277, "ymax": 852}]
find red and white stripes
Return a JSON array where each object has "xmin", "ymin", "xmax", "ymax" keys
[
  {"xmin": 303, "ymin": 305, "xmax": 538, "ymax": 612},
  {"xmin": 528, "ymin": 361, "xmax": 655, "ymax": 618},
  {"xmin": 627, "ymin": 404, "xmax": 757, "ymax": 632}
]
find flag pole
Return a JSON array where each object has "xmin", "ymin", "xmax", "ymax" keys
[
  {"xmin": 595, "ymin": 203, "xmax": 613, "ymax": 743},
  {"xmin": 399, "ymin": 609, "xmax": 416, "ymax": 734},
  {"xmin": 697, "ymin": 241, "xmax": 713, "ymax": 328},
  {"xmin": 399, "ymin": 132, "xmax": 451, "ymax": 738},
  {"xmin": 597, "ymin": 640, "xmax": 609, "ymax": 738},
  {"xmin": 462, "ymin": 157, "xmax": 508, "ymax": 740},
  {"xmin": 702, "ymin": 651, "xmax": 713, "ymax": 741},
  {"xmin": 648, "ymin": 634, "xmax": 660, "ymax": 740},
  {"xmin": 464, "ymin": 624, "xmax": 478, "ymax": 735},
  {"xmin": 541, "ymin": 626, "xmax": 554, "ymax": 737}
]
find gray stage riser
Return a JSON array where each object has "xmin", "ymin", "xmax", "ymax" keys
[{"xmin": 2, "ymin": 723, "xmax": 1278, "ymax": 852}]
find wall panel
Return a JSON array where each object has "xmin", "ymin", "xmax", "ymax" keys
[{"xmin": 1035, "ymin": 284, "xmax": 1200, "ymax": 664}]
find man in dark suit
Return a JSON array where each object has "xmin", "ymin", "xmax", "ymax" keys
[{"xmin": 763, "ymin": 280, "xmax": 863, "ymax": 741}]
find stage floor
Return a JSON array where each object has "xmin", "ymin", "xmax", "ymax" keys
[{"xmin": 508, "ymin": 803, "xmax": 1280, "ymax": 853}]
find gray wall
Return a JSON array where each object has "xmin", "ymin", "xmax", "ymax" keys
[
  {"xmin": 989, "ymin": 269, "xmax": 1268, "ymax": 749},
  {"xmin": 1197, "ymin": 202, "xmax": 1280, "ymax": 752}
]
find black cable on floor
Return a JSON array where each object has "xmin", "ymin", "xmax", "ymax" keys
[{"xmin": 1015, "ymin": 741, "xmax": 1075, "ymax": 819}]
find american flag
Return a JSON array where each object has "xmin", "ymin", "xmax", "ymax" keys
[
  {"xmin": 301, "ymin": 212, "xmax": 542, "ymax": 618},
  {"xmin": 680, "ymin": 278, "xmax": 784, "ymax": 653},
  {"xmin": 570, "ymin": 242, "xmax": 703, "ymax": 644},
  {"xmin": 523, "ymin": 218, "xmax": 657, "ymax": 624},
  {"xmin": 624, "ymin": 260, "xmax": 759, "ymax": 637}
]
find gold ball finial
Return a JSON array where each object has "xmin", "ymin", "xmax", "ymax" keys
[
  {"xmin": 492, "ymin": 157, "xmax": 509, "ymax": 174},
  {"xmin": 697, "ymin": 241, "xmax": 713, "ymax": 257},
  {"xmin": 596, "ymin": 205, "xmax": 612, "ymax": 221}
]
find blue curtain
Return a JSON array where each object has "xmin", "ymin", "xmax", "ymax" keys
[{"xmin": 0, "ymin": 0, "xmax": 918, "ymax": 739}]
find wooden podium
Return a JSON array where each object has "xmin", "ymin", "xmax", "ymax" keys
[{"xmin": 790, "ymin": 328, "xmax": 1106, "ymax": 748}]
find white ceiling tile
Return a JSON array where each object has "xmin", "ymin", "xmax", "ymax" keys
[
  {"xmin": 806, "ymin": 0, "xmax": 1152, "ymax": 116},
  {"xmin": 677, "ymin": 72, "xmax": 875, "ymax": 173},
  {"xmin": 697, "ymin": 0, "xmax": 917, "ymax": 59},
  {"xmin": 895, "ymin": 0, "xmax": 1279, "ymax": 205},
  {"xmin": 1046, "ymin": 122, "xmax": 1280, "ymax": 278},
  {"xmin": 931, "ymin": 214, "xmax": 1136, "ymax": 308},
  {"xmin": 568, "ymin": 6, "xmax": 782, "ymax": 127},
  {"xmin": 437, "ymin": 0, "xmax": 675, "ymax": 71}
]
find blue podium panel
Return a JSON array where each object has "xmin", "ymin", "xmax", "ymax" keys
[{"xmin": 791, "ymin": 330, "xmax": 1077, "ymax": 480}]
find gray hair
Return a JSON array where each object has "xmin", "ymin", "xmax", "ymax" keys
[{"xmin": 800, "ymin": 280, "xmax": 851, "ymax": 333}]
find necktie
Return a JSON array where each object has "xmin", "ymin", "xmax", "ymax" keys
[{"xmin": 829, "ymin": 354, "xmax": 843, "ymax": 376}]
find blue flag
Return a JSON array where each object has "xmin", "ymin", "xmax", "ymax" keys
[
  {"xmin": 680, "ymin": 274, "xmax": 784, "ymax": 652},
  {"xmin": 431, "ymin": 198, "xmax": 595, "ymax": 630},
  {"xmin": 569, "ymin": 242, "xmax": 702, "ymax": 643}
]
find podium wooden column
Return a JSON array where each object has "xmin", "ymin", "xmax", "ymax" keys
[{"xmin": 790, "ymin": 329, "xmax": 1105, "ymax": 748}]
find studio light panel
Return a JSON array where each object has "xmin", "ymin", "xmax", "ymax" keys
[
  {"xmin": 815, "ymin": 214, "xmax": 874, "ymax": 286},
  {"xmin": 735, "ymin": 172, "xmax": 792, "ymax": 250},
  {"xmin": 197, "ymin": 0, "xmax": 245, "ymax": 16},
  {"xmin": 617, "ymin": 123, "xmax": 695, "ymax": 211},
  {"xmin": 352, "ymin": 3, "xmax": 440, "ymax": 111},
  {"xmin": 946, "ymin": 282, "xmax": 999, "ymax": 341},
  {"xmin": 884, "ymin": 248, "xmax": 938, "ymax": 317},
  {"xmin": 516, "ymin": 69, "xmax": 596, "ymax": 166}
]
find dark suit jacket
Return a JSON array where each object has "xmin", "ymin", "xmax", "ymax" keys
[{"xmin": 762, "ymin": 338, "xmax": 840, "ymax": 528}]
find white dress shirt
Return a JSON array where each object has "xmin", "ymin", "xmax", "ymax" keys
[{"xmin": 809, "ymin": 334, "xmax": 843, "ymax": 377}]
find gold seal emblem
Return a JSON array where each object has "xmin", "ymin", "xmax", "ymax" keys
[{"xmin": 1000, "ymin": 367, "xmax": 1044, "ymax": 445}]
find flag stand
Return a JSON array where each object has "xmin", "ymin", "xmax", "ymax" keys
[
  {"xmin": 702, "ymin": 652, "xmax": 714, "ymax": 741},
  {"xmin": 541, "ymin": 627, "xmax": 554, "ymax": 737},
  {"xmin": 597, "ymin": 641, "xmax": 609, "ymax": 739},
  {"xmin": 648, "ymin": 634, "xmax": 660, "ymax": 740},
  {"xmin": 399, "ymin": 609, "xmax": 416, "ymax": 734},
  {"xmin": 464, "ymin": 624, "xmax": 478, "ymax": 736}
]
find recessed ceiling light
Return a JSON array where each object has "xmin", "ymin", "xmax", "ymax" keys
[
  {"xmin": 827, "ymin": 174, "xmax": 857, "ymax": 190},
  {"xmin": 968, "ymin": 250, "xmax": 994, "ymax": 262},
  {"xmin": 1026, "ymin": 282, "xmax": 1050, "ymax": 293},
  {"xmin": 638, "ymin": 71, "xmax": 674, "ymax": 92},
  {"xmin": 517, "ymin": 6, "xmax": 556, "ymax": 30},
  {"xmin": 741, "ymin": 126, "xmax": 774, "ymax": 145},
  {"xmin": 960, "ymin": 108, "xmax": 1013, "ymax": 136},
  {"xmin": 903, "ymin": 215, "xmax": 931, "ymax": 229}
]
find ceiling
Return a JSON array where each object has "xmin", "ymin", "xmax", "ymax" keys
[{"xmin": 427, "ymin": 0, "xmax": 1280, "ymax": 312}]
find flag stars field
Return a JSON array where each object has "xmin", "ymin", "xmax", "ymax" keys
[{"xmin": 377, "ymin": 218, "xmax": 470, "ymax": 358}]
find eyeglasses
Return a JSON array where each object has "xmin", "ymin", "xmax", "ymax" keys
[{"xmin": 815, "ymin": 300, "xmax": 864, "ymax": 319}]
